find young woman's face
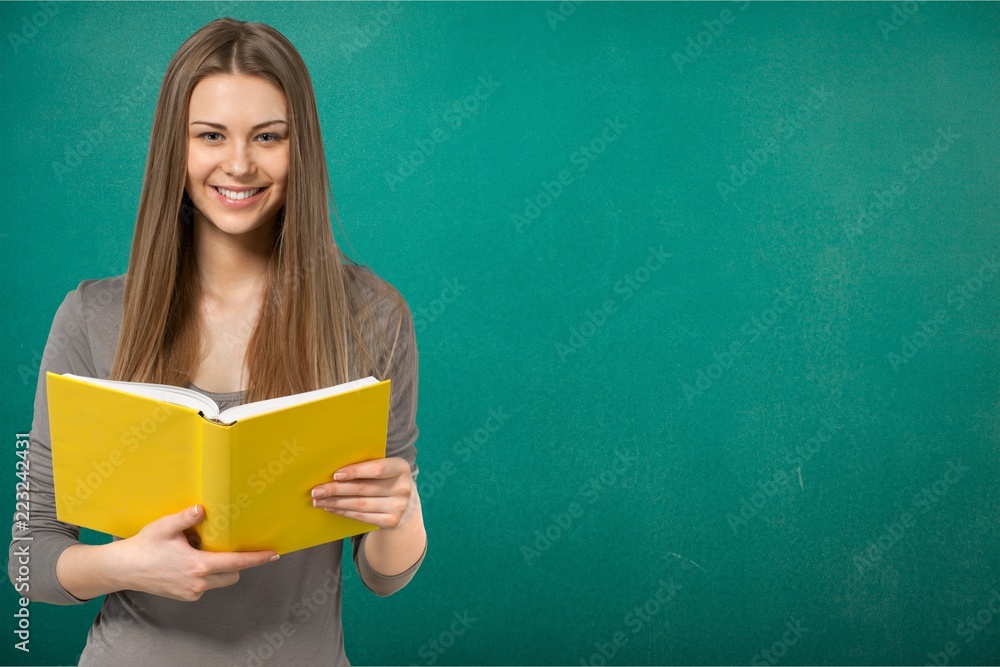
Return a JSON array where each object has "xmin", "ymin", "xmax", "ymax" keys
[{"xmin": 185, "ymin": 73, "xmax": 289, "ymax": 241}]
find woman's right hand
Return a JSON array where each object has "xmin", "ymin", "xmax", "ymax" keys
[{"xmin": 111, "ymin": 504, "xmax": 279, "ymax": 602}]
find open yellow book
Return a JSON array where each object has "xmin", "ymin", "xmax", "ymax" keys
[{"xmin": 46, "ymin": 371, "xmax": 391, "ymax": 555}]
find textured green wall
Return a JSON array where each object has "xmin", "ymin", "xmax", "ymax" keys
[{"xmin": 1, "ymin": 1, "xmax": 998, "ymax": 665}]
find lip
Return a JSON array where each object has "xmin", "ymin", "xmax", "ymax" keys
[
  {"xmin": 213, "ymin": 184, "xmax": 265, "ymax": 192},
  {"xmin": 210, "ymin": 184, "xmax": 269, "ymax": 209}
]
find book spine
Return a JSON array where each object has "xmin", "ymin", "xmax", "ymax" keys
[{"xmin": 195, "ymin": 420, "xmax": 232, "ymax": 551}]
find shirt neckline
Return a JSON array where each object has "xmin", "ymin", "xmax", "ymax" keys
[{"xmin": 186, "ymin": 383, "xmax": 246, "ymax": 399}]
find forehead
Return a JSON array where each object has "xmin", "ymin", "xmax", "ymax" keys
[{"xmin": 188, "ymin": 74, "xmax": 287, "ymax": 121}]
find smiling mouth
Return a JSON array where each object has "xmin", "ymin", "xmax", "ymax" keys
[{"xmin": 213, "ymin": 185, "xmax": 267, "ymax": 201}]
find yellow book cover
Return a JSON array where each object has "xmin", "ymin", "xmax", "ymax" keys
[{"xmin": 46, "ymin": 371, "xmax": 391, "ymax": 555}]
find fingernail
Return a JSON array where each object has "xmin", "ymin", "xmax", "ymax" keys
[
  {"xmin": 333, "ymin": 472, "xmax": 345, "ymax": 481},
  {"xmin": 190, "ymin": 505, "xmax": 199, "ymax": 517},
  {"xmin": 269, "ymin": 554, "xmax": 280, "ymax": 562},
  {"xmin": 311, "ymin": 488, "xmax": 325, "ymax": 499},
  {"xmin": 313, "ymin": 498, "xmax": 326, "ymax": 508}
]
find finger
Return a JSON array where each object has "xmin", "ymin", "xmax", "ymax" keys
[
  {"xmin": 198, "ymin": 549, "xmax": 280, "ymax": 573},
  {"xmin": 312, "ymin": 479, "xmax": 393, "ymax": 501},
  {"xmin": 202, "ymin": 570, "xmax": 241, "ymax": 591},
  {"xmin": 168, "ymin": 504, "xmax": 205, "ymax": 531},
  {"xmin": 323, "ymin": 507, "xmax": 395, "ymax": 527},
  {"xmin": 331, "ymin": 457, "xmax": 407, "ymax": 481},
  {"xmin": 318, "ymin": 495, "xmax": 388, "ymax": 514}
]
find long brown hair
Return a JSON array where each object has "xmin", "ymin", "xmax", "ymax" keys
[{"xmin": 111, "ymin": 18, "xmax": 405, "ymax": 401}]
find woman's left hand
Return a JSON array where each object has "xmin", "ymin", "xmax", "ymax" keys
[{"xmin": 310, "ymin": 457, "xmax": 417, "ymax": 530}]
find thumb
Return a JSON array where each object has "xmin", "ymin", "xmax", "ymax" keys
[{"xmin": 167, "ymin": 503, "xmax": 205, "ymax": 532}]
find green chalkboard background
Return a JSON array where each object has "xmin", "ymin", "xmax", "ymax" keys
[{"xmin": 1, "ymin": 1, "xmax": 998, "ymax": 665}]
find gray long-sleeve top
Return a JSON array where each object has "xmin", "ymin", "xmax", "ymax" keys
[{"xmin": 8, "ymin": 268, "xmax": 425, "ymax": 666}]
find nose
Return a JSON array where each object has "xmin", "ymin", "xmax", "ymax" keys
[{"xmin": 223, "ymin": 141, "xmax": 253, "ymax": 178}]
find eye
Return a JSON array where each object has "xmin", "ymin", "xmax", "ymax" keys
[
  {"xmin": 257, "ymin": 133, "xmax": 283, "ymax": 143},
  {"xmin": 198, "ymin": 132, "xmax": 223, "ymax": 142}
]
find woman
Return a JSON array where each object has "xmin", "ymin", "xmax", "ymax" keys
[{"xmin": 8, "ymin": 17, "xmax": 426, "ymax": 666}]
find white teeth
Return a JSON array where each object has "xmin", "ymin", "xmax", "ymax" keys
[{"xmin": 215, "ymin": 186, "xmax": 261, "ymax": 201}]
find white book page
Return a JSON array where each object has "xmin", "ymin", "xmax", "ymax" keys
[
  {"xmin": 217, "ymin": 376, "xmax": 379, "ymax": 424},
  {"xmin": 62, "ymin": 374, "xmax": 221, "ymax": 417}
]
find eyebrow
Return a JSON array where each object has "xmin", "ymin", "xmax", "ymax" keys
[{"xmin": 189, "ymin": 120, "xmax": 288, "ymax": 131}]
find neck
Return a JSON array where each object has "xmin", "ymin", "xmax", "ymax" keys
[{"xmin": 192, "ymin": 215, "xmax": 275, "ymax": 301}]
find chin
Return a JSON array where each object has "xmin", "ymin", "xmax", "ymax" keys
[{"xmin": 198, "ymin": 214, "xmax": 279, "ymax": 238}]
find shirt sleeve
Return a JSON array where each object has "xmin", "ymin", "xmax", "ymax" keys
[
  {"xmin": 7, "ymin": 287, "xmax": 99, "ymax": 605},
  {"xmin": 350, "ymin": 295, "xmax": 426, "ymax": 596}
]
